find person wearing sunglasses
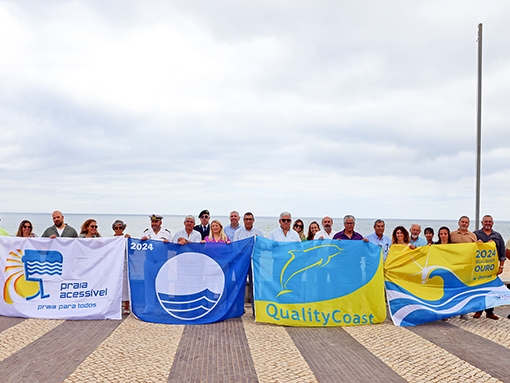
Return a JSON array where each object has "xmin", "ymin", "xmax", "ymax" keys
[
  {"xmin": 79, "ymin": 219, "xmax": 101, "ymax": 238},
  {"xmin": 194, "ymin": 209, "xmax": 211, "ymax": 240},
  {"xmin": 16, "ymin": 220, "xmax": 37, "ymax": 237},
  {"xmin": 293, "ymin": 219, "xmax": 307, "ymax": 241},
  {"xmin": 268, "ymin": 212, "xmax": 300, "ymax": 242},
  {"xmin": 112, "ymin": 219, "xmax": 131, "ymax": 315},
  {"xmin": 112, "ymin": 220, "xmax": 130, "ymax": 238}
]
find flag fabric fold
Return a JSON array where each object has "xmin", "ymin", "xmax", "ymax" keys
[{"xmin": 385, "ymin": 242, "xmax": 510, "ymax": 326}]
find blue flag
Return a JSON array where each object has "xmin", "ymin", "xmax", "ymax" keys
[{"xmin": 128, "ymin": 237, "xmax": 253, "ymax": 324}]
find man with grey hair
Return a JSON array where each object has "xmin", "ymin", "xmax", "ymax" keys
[
  {"xmin": 224, "ymin": 211, "xmax": 241, "ymax": 241},
  {"xmin": 366, "ymin": 219, "xmax": 391, "ymax": 260},
  {"xmin": 333, "ymin": 215, "xmax": 364, "ymax": 240},
  {"xmin": 314, "ymin": 216, "xmax": 335, "ymax": 239},
  {"xmin": 409, "ymin": 223, "xmax": 427, "ymax": 247},
  {"xmin": 268, "ymin": 211, "xmax": 300, "ymax": 242},
  {"xmin": 173, "ymin": 215, "xmax": 202, "ymax": 244},
  {"xmin": 233, "ymin": 212, "xmax": 264, "ymax": 241}
]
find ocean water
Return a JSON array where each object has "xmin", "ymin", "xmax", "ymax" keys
[{"xmin": 1, "ymin": 212, "xmax": 509, "ymax": 242}]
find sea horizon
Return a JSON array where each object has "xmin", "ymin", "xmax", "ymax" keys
[{"xmin": 1, "ymin": 211, "xmax": 509, "ymax": 241}]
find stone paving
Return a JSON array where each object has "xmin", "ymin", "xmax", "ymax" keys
[{"xmin": 1, "ymin": 306, "xmax": 510, "ymax": 382}]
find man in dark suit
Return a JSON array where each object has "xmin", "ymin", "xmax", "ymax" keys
[{"xmin": 194, "ymin": 209, "xmax": 210, "ymax": 240}]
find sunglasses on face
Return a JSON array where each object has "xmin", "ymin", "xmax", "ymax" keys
[
  {"xmin": 23, "ymin": 225, "xmax": 32, "ymax": 229},
  {"xmin": 90, "ymin": 225, "xmax": 98, "ymax": 229},
  {"xmin": 294, "ymin": 224, "xmax": 303, "ymax": 228},
  {"xmin": 114, "ymin": 226, "xmax": 123, "ymax": 230},
  {"xmin": 281, "ymin": 219, "xmax": 291, "ymax": 223}
]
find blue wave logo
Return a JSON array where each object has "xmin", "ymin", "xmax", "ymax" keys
[
  {"xmin": 155, "ymin": 252, "xmax": 224, "ymax": 320},
  {"xmin": 386, "ymin": 268, "xmax": 509, "ymax": 326},
  {"xmin": 21, "ymin": 250, "xmax": 63, "ymax": 300}
]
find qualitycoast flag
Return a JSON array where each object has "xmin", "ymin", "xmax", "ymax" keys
[
  {"xmin": 0, "ymin": 236, "xmax": 124, "ymax": 320},
  {"xmin": 385, "ymin": 242, "xmax": 510, "ymax": 326},
  {"xmin": 252, "ymin": 238, "xmax": 386, "ymax": 327},
  {"xmin": 128, "ymin": 237, "xmax": 252, "ymax": 324}
]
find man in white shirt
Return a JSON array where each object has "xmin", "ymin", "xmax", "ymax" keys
[
  {"xmin": 234, "ymin": 212, "xmax": 264, "ymax": 241},
  {"xmin": 141, "ymin": 214, "xmax": 172, "ymax": 242},
  {"xmin": 173, "ymin": 215, "xmax": 202, "ymax": 244},
  {"xmin": 224, "ymin": 211, "xmax": 241, "ymax": 240},
  {"xmin": 314, "ymin": 216, "xmax": 335, "ymax": 239},
  {"xmin": 268, "ymin": 212, "xmax": 300, "ymax": 242}
]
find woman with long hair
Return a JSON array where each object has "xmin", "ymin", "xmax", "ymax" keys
[
  {"xmin": 79, "ymin": 219, "xmax": 101, "ymax": 238},
  {"xmin": 306, "ymin": 221, "xmax": 320, "ymax": 241},
  {"xmin": 203, "ymin": 220, "xmax": 230, "ymax": 243},
  {"xmin": 16, "ymin": 220, "xmax": 37, "ymax": 237},
  {"xmin": 435, "ymin": 226, "xmax": 452, "ymax": 245},
  {"xmin": 293, "ymin": 219, "xmax": 307, "ymax": 241},
  {"xmin": 391, "ymin": 226, "xmax": 416, "ymax": 249}
]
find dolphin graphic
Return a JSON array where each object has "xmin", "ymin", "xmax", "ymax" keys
[{"xmin": 276, "ymin": 244, "xmax": 343, "ymax": 298}]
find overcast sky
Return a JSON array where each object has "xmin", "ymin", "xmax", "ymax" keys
[{"xmin": 1, "ymin": 1, "xmax": 509, "ymax": 220}]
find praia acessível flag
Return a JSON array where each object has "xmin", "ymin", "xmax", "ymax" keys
[
  {"xmin": 128, "ymin": 237, "xmax": 253, "ymax": 324},
  {"xmin": 0, "ymin": 236, "xmax": 124, "ymax": 320},
  {"xmin": 252, "ymin": 238, "xmax": 386, "ymax": 326},
  {"xmin": 385, "ymin": 242, "xmax": 510, "ymax": 326}
]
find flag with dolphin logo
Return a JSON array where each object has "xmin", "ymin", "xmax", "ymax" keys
[
  {"xmin": 252, "ymin": 238, "xmax": 386, "ymax": 326},
  {"xmin": 385, "ymin": 242, "xmax": 510, "ymax": 326},
  {"xmin": 128, "ymin": 237, "xmax": 252, "ymax": 324}
]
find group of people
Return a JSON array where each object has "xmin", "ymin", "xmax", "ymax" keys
[{"xmin": 2, "ymin": 210, "xmax": 510, "ymax": 320}]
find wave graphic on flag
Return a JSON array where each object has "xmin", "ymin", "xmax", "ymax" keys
[
  {"xmin": 24, "ymin": 261, "xmax": 62, "ymax": 276},
  {"xmin": 158, "ymin": 289, "xmax": 221, "ymax": 319},
  {"xmin": 155, "ymin": 252, "xmax": 225, "ymax": 321},
  {"xmin": 386, "ymin": 267, "xmax": 507, "ymax": 326},
  {"xmin": 23, "ymin": 250, "xmax": 63, "ymax": 279}
]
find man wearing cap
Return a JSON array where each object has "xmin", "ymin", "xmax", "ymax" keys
[
  {"xmin": 173, "ymin": 215, "xmax": 202, "ymax": 244},
  {"xmin": 194, "ymin": 209, "xmax": 210, "ymax": 240},
  {"xmin": 141, "ymin": 214, "xmax": 172, "ymax": 242},
  {"xmin": 41, "ymin": 210, "xmax": 78, "ymax": 238}
]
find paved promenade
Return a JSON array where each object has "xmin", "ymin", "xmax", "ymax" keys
[{"xmin": 1, "ymin": 306, "xmax": 510, "ymax": 383}]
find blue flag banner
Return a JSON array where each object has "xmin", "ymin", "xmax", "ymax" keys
[
  {"xmin": 252, "ymin": 238, "xmax": 386, "ymax": 326},
  {"xmin": 128, "ymin": 237, "xmax": 253, "ymax": 324},
  {"xmin": 385, "ymin": 242, "xmax": 510, "ymax": 326}
]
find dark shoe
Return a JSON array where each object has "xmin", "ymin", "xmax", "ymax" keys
[
  {"xmin": 473, "ymin": 312, "xmax": 482, "ymax": 319},
  {"xmin": 507, "ymin": 314, "xmax": 510, "ymax": 319},
  {"xmin": 442, "ymin": 318, "xmax": 448, "ymax": 321},
  {"xmin": 459, "ymin": 314, "xmax": 468, "ymax": 320},
  {"xmin": 486, "ymin": 313, "xmax": 499, "ymax": 320}
]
